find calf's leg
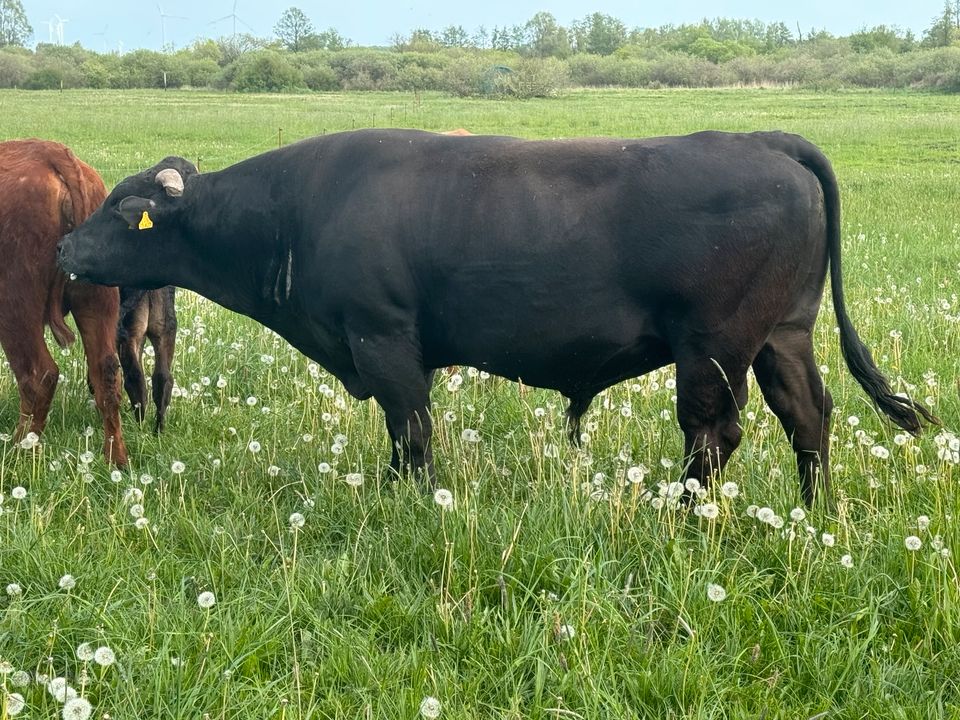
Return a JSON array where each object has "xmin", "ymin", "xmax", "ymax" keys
[{"xmin": 117, "ymin": 297, "xmax": 149, "ymax": 424}]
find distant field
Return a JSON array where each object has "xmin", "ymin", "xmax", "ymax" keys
[{"xmin": 2, "ymin": 88, "xmax": 960, "ymax": 719}]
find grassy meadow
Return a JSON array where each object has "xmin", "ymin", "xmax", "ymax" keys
[{"xmin": 2, "ymin": 88, "xmax": 960, "ymax": 719}]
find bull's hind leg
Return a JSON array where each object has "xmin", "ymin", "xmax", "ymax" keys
[
  {"xmin": 675, "ymin": 356, "xmax": 748, "ymax": 489},
  {"xmin": 752, "ymin": 327, "xmax": 833, "ymax": 507},
  {"xmin": 351, "ymin": 334, "xmax": 435, "ymax": 486}
]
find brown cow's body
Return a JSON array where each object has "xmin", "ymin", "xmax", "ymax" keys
[{"xmin": 0, "ymin": 139, "xmax": 127, "ymax": 465}]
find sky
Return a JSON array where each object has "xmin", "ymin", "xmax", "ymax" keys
[{"xmin": 23, "ymin": 0, "xmax": 945, "ymax": 53}]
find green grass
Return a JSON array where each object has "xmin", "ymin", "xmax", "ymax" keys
[{"xmin": 2, "ymin": 88, "xmax": 960, "ymax": 719}]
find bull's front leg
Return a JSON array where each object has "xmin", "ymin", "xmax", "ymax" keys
[{"xmin": 349, "ymin": 331, "xmax": 436, "ymax": 487}]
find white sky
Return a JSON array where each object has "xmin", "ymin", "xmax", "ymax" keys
[{"xmin": 24, "ymin": 0, "xmax": 943, "ymax": 52}]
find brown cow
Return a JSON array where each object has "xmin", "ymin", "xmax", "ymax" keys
[
  {"xmin": 117, "ymin": 285, "xmax": 177, "ymax": 432},
  {"xmin": 0, "ymin": 139, "xmax": 127, "ymax": 465},
  {"xmin": 441, "ymin": 128, "xmax": 473, "ymax": 136}
]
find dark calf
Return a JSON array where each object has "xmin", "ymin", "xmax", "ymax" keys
[
  {"xmin": 0, "ymin": 139, "xmax": 127, "ymax": 465},
  {"xmin": 117, "ymin": 286, "xmax": 177, "ymax": 432}
]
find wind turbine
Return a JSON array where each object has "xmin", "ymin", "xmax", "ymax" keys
[
  {"xmin": 93, "ymin": 24, "xmax": 109, "ymax": 52},
  {"xmin": 157, "ymin": 2, "xmax": 187, "ymax": 49},
  {"xmin": 209, "ymin": 0, "xmax": 253, "ymax": 39},
  {"xmin": 50, "ymin": 14, "xmax": 69, "ymax": 45}
]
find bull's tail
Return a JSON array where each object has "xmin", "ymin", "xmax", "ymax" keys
[
  {"xmin": 45, "ymin": 145, "xmax": 108, "ymax": 349},
  {"xmin": 769, "ymin": 132, "xmax": 938, "ymax": 433}
]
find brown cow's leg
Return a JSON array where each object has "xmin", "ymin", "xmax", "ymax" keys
[
  {"xmin": 752, "ymin": 327, "xmax": 834, "ymax": 507},
  {"xmin": 675, "ymin": 357, "xmax": 748, "ymax": 491},
  {"xmin": 0, "ymin": 317, "xmax": 59, "ymax": 440},
  {"xmin": 71, "ymin": 288, "xmax": 128, "ymax": 467}
]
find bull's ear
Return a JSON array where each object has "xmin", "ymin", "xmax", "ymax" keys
[{"xmin": 116, "ymin": 197, "xmax": 158, "ymax": 231}]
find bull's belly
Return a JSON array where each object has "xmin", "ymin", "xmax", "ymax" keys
[{"xmin": 427, "ymin": 331, "xmax": 673, "ymax": 396}]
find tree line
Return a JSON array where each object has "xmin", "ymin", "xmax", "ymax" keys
[{"xmin": 0, "ymin": 3, "xmax": 958, "ymax": 95}]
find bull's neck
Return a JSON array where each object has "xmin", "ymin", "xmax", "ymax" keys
[{"xmin": 178, "ymin": 170, "xmax": 295, "ymax": 324}]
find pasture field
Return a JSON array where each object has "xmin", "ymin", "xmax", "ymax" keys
[{"xmin": 2, "ymin": 88, "xmax": 960, "ymax": 719}]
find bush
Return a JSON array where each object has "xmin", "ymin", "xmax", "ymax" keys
[
  {"xmin": 302, "ymin": 64, "xmax": 339, "ymax": 90},
  {"xmin": 504, "ymin": 57, "xmax": 569, "ymax": 97},
  {"xmin": 438, "ymin": 55, "xmax": 493, "ymax": 96},
  {"xmin": 231, "ymin": 51, "xmax": 304, "ymax": 92},
  {"xmin": 897, "ymin": 47, "xmax": 960, "ymax": 91},
  {"xmin": 649, "ymin": 53, "xmax": 733, "ymax": 87},
  {"xmin": 327, "ymin": 49, "xmax": 399, "ymax": 90},
  {"xmin": 0, "ymin": 49, "xmax": 34, "ymax": 88},
  {"xmin": 24, "ymin": 67, "xmax": 63, "ymax": 90},
  {"xmin": 567, "ymin": 55, "xmax": 651, "ymax": 87},
  {"xmin": 183, "ymin": 59, "xmax": 220, "ymax": 88},
  {"xmin": 837, "ymin": 50, "xmax": 899, "ymax": 88}
]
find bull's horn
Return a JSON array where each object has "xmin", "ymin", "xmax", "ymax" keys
[{"xmin": 155, "ymin": 168, "xmax": 184, "ymax": 197}]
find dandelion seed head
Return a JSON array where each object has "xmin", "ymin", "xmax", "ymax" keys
[
  {"xmin": 58, "ymin": 574, "xmax": 76, "ymax": 590},
  {"xmin": 61, "ymin": 696, "xmax": 92, "ymax": 720},
  {"xmin": 344, "ymin": 472, "xmax": 363, "ymax": 487},
  {"xmin": 6, "ymin": 693, "xmax": 25, "ymax": 716},
  {"xmin": 905, "ymin": 535, "xmax": 922, "ymax": 551},
  {"xmin": 720, "ymin": 481, "xmax": 739, "ymax": 498},
  {"xmin": 433, "ymin": 488, "xmax": 454, "ymax": 510},
  {"xmin": 707, "ymin": 583, "xmax": 727, "ymax": 602},
  {"xmin": 93, "ymin": 646, "xmax": 115, "ymax": 667},
  {"xmin": 170, "ymin": 460, "xmax": 185, "ymax": 474},
  {"xmin": 10, "ymin": 670, "xmax": 30, "ymax": 686},
  {"xmin": 870, "ymin": 445, "xmax": 890, "ymax": 459},
  {"xmin": 76, "ymin": 643, "xmax": 94, "ymax": 661},
  {"xmin": 821, "ymin": 533, "xmax": 836, "ymax": 548},
  {"xmin": 419, "ymin": 696, "xmax": 442, "ymax": 719},
  {"xmin": 197, "ymin": 591, "xmax": 216, "ymax": 609},
  {"xmin": 756, "ymin": 507, "xmax": 775, "ymax": 524},
  {"xmin": 289, "ymin": 512, "xmax": 306, "ymax": 529},
  {"xmin": 840, "ymin": 554, "xmax": 854, "ymax": 568},
  {"xmin": 626, "ymin": 466, "xmax": 646, "ymax": 484}
]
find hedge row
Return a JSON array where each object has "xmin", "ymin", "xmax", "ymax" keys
[{"xmin": 2, "ymin": 45, "xmax": 958, "ymax": 95}]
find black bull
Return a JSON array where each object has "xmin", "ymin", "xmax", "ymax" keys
[{"xmin": 58, "ymin": 129, "xmax": 937, "ymax": 504}]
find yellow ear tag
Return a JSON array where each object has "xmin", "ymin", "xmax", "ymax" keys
[{"xmin": 138, "ymin": 211, "xmax": 154, "ymax": 230}]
